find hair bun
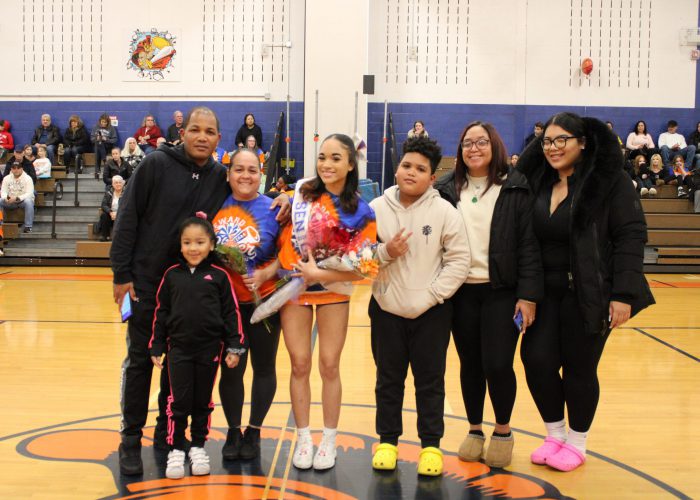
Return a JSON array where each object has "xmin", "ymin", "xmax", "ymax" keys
[{"xmin": 195, "ymin": 211, "xmax": 208, "ymax": 220}]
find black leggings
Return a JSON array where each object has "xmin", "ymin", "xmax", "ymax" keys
[
  {"xmin": 520, "ymin": 272, "xmax": 610, "ymax": 432},
  {"xmin": 219, "ymin": 303, "xmax": 281, "ymax": 428},
  {"xmin": 451, "ymin": 283, "xmax": 519, "ymax": 426}
]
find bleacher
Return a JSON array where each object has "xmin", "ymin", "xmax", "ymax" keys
[{"xmin": 642, "ymin": 185, "xmax": 700, "ymax": 272}]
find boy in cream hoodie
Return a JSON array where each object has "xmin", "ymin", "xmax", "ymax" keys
[{"xmin": 369, "ymin": 136, "xmax": 470, "ymax": 476}]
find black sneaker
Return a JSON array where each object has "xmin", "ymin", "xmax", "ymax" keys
[
  {"xmin": 222, "ymin": 428, "xmax": 243, "ymax": 460},
  {"xmin": 22, "ymin": 227, "xmax": 32, "ymax": 233},
  {"xmin": 118, "ymin": 442, "xmax": 143, "ymax": 475},
  {"xmin": 239, "ymin": 427, "xmax": 261, "ymax": 460}
]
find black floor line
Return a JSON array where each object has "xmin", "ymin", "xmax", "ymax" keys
[{"xmin": 633, "ymin": 327, "xmax": 699, "ymax": 363}]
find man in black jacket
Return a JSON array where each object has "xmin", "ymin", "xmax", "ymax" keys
[{"xmin": 31, "ymin": 114, "xmax": 62, "ymax": 163}]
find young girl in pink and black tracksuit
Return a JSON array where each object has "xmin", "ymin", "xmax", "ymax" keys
[{"xmin": 149, "ymin": 217, "xmax": 245, "ymax": 480}]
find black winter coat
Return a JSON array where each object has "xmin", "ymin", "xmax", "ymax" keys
[
  {"xmin": 435, "ymin": 168, "xmax": 544, "ymax": 302},
  {"xmin": 63, "ymin": 126, "xmax": 91, "ymax": 148},
  {"xmin": 149, "ymin": 257, "xmax": 244, "ymax": 357},
  {"xmin": 518, "ymin": 117, "xmax": 655, "ymax": 336},
  {"xmin": 110, "ymin": 144, "xmax": 230, "ymax": 294},
  {"xmin": 31, "ymin": 124, "xmax": 62, "ymax": 147}
]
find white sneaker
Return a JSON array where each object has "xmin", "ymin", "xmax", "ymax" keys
[
  {"xmin": 312, "ymin": 437, "xmax": 337, "ymax": 470},
  {"xmin": 0, "ymin": 248, "xmax": 4, "ymax": 257},
  {"xmin": 649, "ymin": 187, "xmax": 657, "ymax": 196},
  {"xmin": 166, "ymin": 449, "xmax": 186, "ymax": 479},
  {"xmin": 640, "ymin": 187, "xmax": 649, "ymax": 197},
  {"xmin": 292, "ymin": 435, "xmax": 314, "ymax": 469},
  {"xmin": 189, "ymin": 446, "xmax": 210, "ymax": 476}
]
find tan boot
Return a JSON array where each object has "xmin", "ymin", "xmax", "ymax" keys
[
  {"xmin": 458, "ymin": 433, "xmax": 485, "ymax": 462},
  {"xmin": 484, "ymin": 434, "xmax": 514, "ymax": 468}
]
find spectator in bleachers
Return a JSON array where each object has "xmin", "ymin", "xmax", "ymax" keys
[
  {"xmin": 33, "ymin": 145, "xmax": 52, "ymax": 179},
  {"xmin": 166, "ymin": 110, "xmax": 184, "ymax": 145},
  {"xmin": 31, "ymin": 114, "xmax": 62, "ymax": 164},
  {"xmin": 234, "ymin": 113, "xmax": 263, "ymax": 150},
  {"xmin": 91, "ymin": 113, "xmax": 118, "ymax": 170},
  {"xmin": 3, "ymin": 147, "xmax": 36, "ymax": 184},
  {"xmin": 648, "ymin": 153, "xmax": 667, "ymax": 186},
  {"xmin": 523, "ymin": 121, "xmax": 544, "ymax": 149},
  {"xmin": 121, "ymin": 137, "xmax": 145, "ymax": 171},
  {"xmin": 407, "ymin": 120, "xmax": 429, "ymax": 138},
  {"xmin": 104, "ymin": 147, "xmax": 133, "ymax": 186},
  {"xmin": 97, "ymin": 175, "xmax": 125, "ymax": 241},
  {"xmin": 686, "ymin": 121, "xmax": 700, "ymax": 168},
  {"xmin": 669, "ymin": 154, "xmax": 692, "ymax": 198},
  {"xmin": 605, "ymin": 121, "xmax": 623, "ymax": 147},
  {"xmin": 628, "ymin": 155, "xmax": 655, "ymax": 197},
  {"xmin": 21, "ymin": 145, "xmax": 38, "ymax": 184},
  {"xmin": 659, "ymin": 120, "xmax": 695, "ymax": 169},
  {"xmin": 0, "ymin": 120, "xmax": 14, "ymax": 160},
  {"xmin": 0, "ymin": 160, "xmax": 35, "ymax": 233},
  {"xmin": 510, "ymin": 153, "xmax": 519, "ymax": 167},
  {"xmin": 63, "ymin": 115, "xmax": 91, "ymax": 174},
  {"xmin": 244, "ymin": 135, "xmax": 266, "ymax": 165},
  {"xmin": 265, "ymin": 173, "xmax": 296, "ymax": 199},
  {"xmin": 156, "ymin": 137, "xmax": 167, "ymax": 149},
  {"xmin": 625, "ymin": 120, "xmax": 656, "ymax": 161},
  {"xmin": 133, "ymin": 114, "xmax": 162, "ymax": 154}
]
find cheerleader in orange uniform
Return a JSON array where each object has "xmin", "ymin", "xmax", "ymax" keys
[{"xmin": 278, "ymin": 134, "xmax": 376, "ymax": 471}]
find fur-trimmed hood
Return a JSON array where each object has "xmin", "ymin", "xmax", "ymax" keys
[{"xmin": 517, "ymin": 117, "xmax": 625, "ymax": 229}]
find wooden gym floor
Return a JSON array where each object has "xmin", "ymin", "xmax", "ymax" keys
[{"xmin": 0, "ymin": 266, "xmax": 697, "ymax": 499}]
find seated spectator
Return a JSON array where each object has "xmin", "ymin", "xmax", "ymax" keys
[
  {"xmin": 667, "ymin": 154, "xmax": 693, "ymax": 198},
  {"xmin": 266, "ymin": 173, "xmax": 296, "ymax": 198},
  {"xmin": 407, "ymin": 120, "xmax": 429, "ymax": 138},
  {"xmin": 156, "ymin": 137, "xmax": 167, "ymax": 149},
  {"xmin": 96, "ymin": 175, "xmax": 125, "ymax": 241},
  {"xmin": 629, "ymin": 155, "xmax": 655, "ymax": 197},
  {"xmin": 3, "ymin": 148, "xmax": 25, "ymax": 178},
  {"xmin": 523, "ymin": 121, "xmax": 544, "ymax": 149},
  {"xmin": 133, "ymin": 114, "xmax": 162, "ymax": 154},
  {"xmin": 648, "ymin": 154, "xmax": 666, "ymax": 186},
  {"xmin": 31, "ymin": 114, "xmax": 62, "ymax": 164},
  {"xmin": 243, "ymin": 135, "xmax": 265, "ymax": 165},
  {"xmin": 659, "ymin": 120, "xmax": 696, "ymax": 168},
  {"xmin": 21, "ymin": 145, "xmax": 38, "ymax": 184},
  {"xmin": 212, "ymin": 147, "xmax": 228, "ymax": 165},
  {"xmin": 234, "ymin": 113, "xmax": 263, "ymax": 149},
  {"xmin": 0, "ymin": 120, "xmax": 14, "ymax": 160},
  {"xmin": 91, "ymin": 113, "xmax": 118, "ymax": 169},
  {"xmin": 121, "ymin": 137, "xmax": 145, "ymax": 171},
  {"xmin": 166, "ymin": 110, "xmax": 184, "ymax": 145},
  {"xmin": 33, "ymin": 145, "xmax": 52, "ymax": 179},
  {"xmin": 3, "ymin": 147, "xmax": 36, "ymax": 184},
  {"xmin": 625, "ymin": 120, "xmax": 656, "ymax": 161},
  {"xmin": 0, "ymin": 160, "xmax": 35, "ymax": 233},
  {"xmin": 103, "ymin": 147, "xmax": 134, "ymax": 186},
  {"xmin": 63, "ymin": 115, "xmax": 91, "ymax": 174},
  {"xmin": 510, "ymin": 153, "xmax": 519, "ymax": 167},
  {"xmin": 606, "ymin": 121, "xmax": 624, "ymax": 147},
  {"xmin": 686, "ymin": 121, "xmax": 700, "ymax": 168}
]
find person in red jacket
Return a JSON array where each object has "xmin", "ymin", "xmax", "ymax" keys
[
  {"xmin": 133, "ymin": 114, "xmax": 162, "ymax": 154},
  {"xmin": 0, "ymin": 120, "xmax": 14, "ymax": 160}
]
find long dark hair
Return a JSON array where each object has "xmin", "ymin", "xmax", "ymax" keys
[
  {"xmin": 454, "ymin": 121, "xmax": 509, "ymax": 201},
  {"xmin": 542, "ymin": 112, "xmax": 588, "ymax": 171},
  {"xmin": 633, "ymin": 120, "xmax": 648, "ymax": 135},
  {"xmin": 300, "ymin": 133, "xmax": 359, "ymax": 213}
]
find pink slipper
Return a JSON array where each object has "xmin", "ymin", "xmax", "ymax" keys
[
  {"xmin": 530, "ymin": 437, "xmax": 564, "ymax": 465},
  {"xmin": 545, "ymin": 443, "xmax": 586, "ymax": 472}
]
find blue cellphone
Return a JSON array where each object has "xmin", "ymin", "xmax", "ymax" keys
[
  {"xmin": 514, "ymin": 310, "xmax": 524, "ymax": 332},
  {"xmin": 121, "ymin": 294, "xmax": 133, "ymax": 322}
]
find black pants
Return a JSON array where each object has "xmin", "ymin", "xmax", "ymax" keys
[
  {"xmin": 166, "ymin": 343, "xmax": 222, "ymax": 449},
  {"xmin": 219, "ymin": 303, "xmax": 281, "ymax": 428},
  {"xmin": 520, "ymin": 272, "xmax": 610, "ymax": 432},
  {"xmin": 369, "ymin": 297, "xmax": 452, "ymax": 448},
  {"xmin": 451, "ymin": 283, "xmax": 519, "ymax": 426},
  {"xmin": 95, "ymin": 141, "xmax": 115, "ymax": 168},
  {"xmin": 119, "ymin": 291, "xmax": 170, "ymax": 445},
  {"xmin": 98, "ymin": 211, "xmax": 114, "ymax": 238},
  {"xmin": 64, "ymin": 145, "xmax": 86, "ymax": 170}
]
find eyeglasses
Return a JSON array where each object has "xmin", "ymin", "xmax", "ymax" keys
[
  {"xmin": 462, "ymin": 139, "xmax": 490, "ymax": 150},
  {"xmin": 541, "ymin": 135, "xmax": 580, "ymax": 150}
]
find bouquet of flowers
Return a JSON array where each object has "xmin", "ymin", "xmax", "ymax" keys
[{"xmin": 250, "ymin": 204, "xmax": 378, "ymax": 324}]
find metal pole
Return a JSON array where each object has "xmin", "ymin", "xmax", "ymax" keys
[
  {"xmin": 314, "ymin": 89, "xmax": 319, "ymax": 162},
  {"xmin": 285, "ymin": 1, "xmax": 291, "ymax": 167},
  {"xmin": 381, "ymin": 100, "xmax": 388, "ymax": 192},
  {"xmin": 354, "ymin": 91, "xmax": 359, "ymax": 135},
  {"xmin": 286, "ymin": 93, "xmax": 290, "ymax": 166}
]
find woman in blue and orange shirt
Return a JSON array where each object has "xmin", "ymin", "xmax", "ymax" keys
[
  {"xmin": 212, "ymin": 148, "xmax": 283, "ymax": 462},
  {"xmin": 278, "ymin": 134, "xmax": 376, "ymax": 471}
]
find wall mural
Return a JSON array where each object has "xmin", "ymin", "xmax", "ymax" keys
[{"xmin": 125, "ymin": 29, "xmax": 179, "ymax": 81}]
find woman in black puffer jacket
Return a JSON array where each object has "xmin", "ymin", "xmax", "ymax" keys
[{"xmin": 517, "ymin": 112, "xmax": 654, "ymax": 472}]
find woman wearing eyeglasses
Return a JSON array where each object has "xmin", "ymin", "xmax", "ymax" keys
[
  {"xmin": 435, "ymin": 121, "xmax": 543, "ymax": 468},
  {"xmin": 517, "ymin": 112, "xmax": 654, "ymax": 472}
]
